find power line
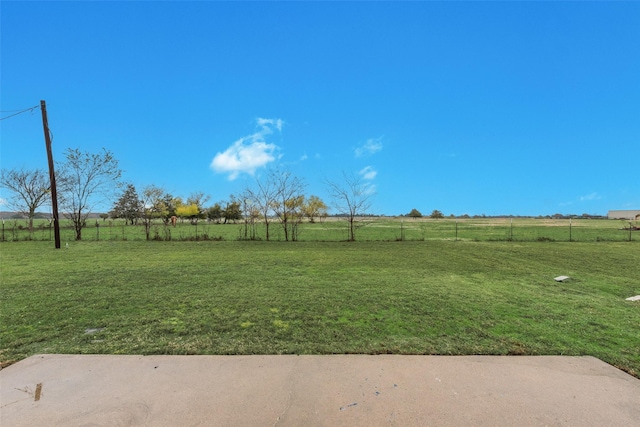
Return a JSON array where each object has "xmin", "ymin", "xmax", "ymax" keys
[
  {"xmin": 0, "ymin": 105, "xmax": 39, "ymax": 121},
  {"xmin": 0, "ymin": 108, "xmax": 36, "ymax": 112}
]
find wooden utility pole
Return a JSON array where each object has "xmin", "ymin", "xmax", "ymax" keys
[{"xmin": 41, "ymin": 100, "xmax": 61, "ymax": 249}]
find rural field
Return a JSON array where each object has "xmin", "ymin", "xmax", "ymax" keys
[
  {"xmin": 1, "ymin": 216, "xmax": 638, "ymax": 243},
  {"xmin": 1, "ymin": 238, "xmax": 638, "ymax": 378}
]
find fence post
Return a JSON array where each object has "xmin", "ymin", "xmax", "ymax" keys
[
  {"xmin": 569, "ymin": 218, "xmax": 572, "ymax": 242},
  {"xmin": 510, "ymin": 217, "xmax": 513, "ymax": 241},
  {"xmin": 455, "ymin": 219, "xmax": 458, "ymax": 241}
]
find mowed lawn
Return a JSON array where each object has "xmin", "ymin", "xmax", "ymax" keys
[{"xmin": 1, "ymin": 240, "xmax": 638, "ymax": 377}]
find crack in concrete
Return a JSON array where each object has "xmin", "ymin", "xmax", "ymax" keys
[
  {"xmin": 272, "ymin": 390, "xmax": 292, "ymax": 427},
  {"xmin": 273, "ymin": 358, "xmax": 299, "ymax": 427}
]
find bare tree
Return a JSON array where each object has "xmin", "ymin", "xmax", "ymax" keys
[
  {"xmin": 286, "ymin": 194, "xmax": 306, "ymax": 241},
  {"xmin": 140, "ymin": 185, "xmax": 166, "ymax": 240},
  {"xmin": 239, "ymin": 189, "xmax": 260, "ymax": 240},
  {"xmin": 0, "ymin": 168, "xmax": 50, "ymax": 232},
  {"xmin": 271, "ymin": 169, "xmax": 306, "ymax": 241},
  {"xmin": 247, "ymin": 174, "xmax": 276, "ymax": 241},
  {"xmin": 325, "ymin": 172, "xmax": 375, "ymax": 241},
  {"xmin": 57, "ymin": 148, "xmax": 122, "ymax": 240}
]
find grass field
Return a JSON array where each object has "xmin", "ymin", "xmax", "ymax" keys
[
  {"xmin": 1, "ymin": 240, "xmax": 638, "ymax": 377},
  {"xmin": 2, "ymin": 216, "xmax": 638, "ymax": 242}
]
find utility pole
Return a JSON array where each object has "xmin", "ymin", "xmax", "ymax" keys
[{"xmin": 41, "ymin": 100, "xmax": 61, "ymax": 249}]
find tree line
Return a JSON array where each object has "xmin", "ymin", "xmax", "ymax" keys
[{"xmin": 1, "ymin": 148, "xmax": 374, "ymax": 241}]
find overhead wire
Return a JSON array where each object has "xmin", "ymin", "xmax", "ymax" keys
[
  {"xmin": 0, "ymin": 108, "xmax": 36, "ymax": 112},
  {"xmin": 0, "ymin": 105, "xmax": 39, "ymax": 121}
]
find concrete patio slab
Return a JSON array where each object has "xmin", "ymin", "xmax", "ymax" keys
[{"xmin": 1, "ymin": 354, "xmax": 639, "ymax": 426}]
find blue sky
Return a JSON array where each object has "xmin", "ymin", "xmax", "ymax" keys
[{"xmin": 1, "ymin": 1, "xmax": 638, "ymax": 216}]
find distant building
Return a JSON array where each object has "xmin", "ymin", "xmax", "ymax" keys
[{"xmin": 607, "ymin": 210, "xmax": 640, "ymax": 220}]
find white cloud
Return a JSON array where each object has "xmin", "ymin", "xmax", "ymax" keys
[
  {"xmin": 364, "ymin": 183, "xmax": 377, "ymax": 195},
  {"xmin": 560, "ymin": 192, "xmax": 603, "ymax": 207},
  {"xmin": 355, "ymin": 137, "xmax": 383, "ymax": 157},
  {"xmin": 256, "ymin": 117, "xmax": 283, "ymax": 132},
  {"xmin": 579, "ymin": 192, "xmax": 601, "ymax": 201},
  {"xmin": 210, "ymin": 118, "xmax": 282, "ymax": 180},
  {"xmin": 0, "ymin": 198, "xmax": 6, "ymax": 207},
  {"xmin": 359, "ymin": 166, "xmax": 377, "ymax": 180},
  {"xmin": 300, "ymin": 153, "xmax": 308, "ymax": 161},
  {"xmin": 211, "ymin": 138, "xmax": 277, "ymax": 180}
]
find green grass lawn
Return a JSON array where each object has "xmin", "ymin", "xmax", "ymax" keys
[{"xmin": 1, "ymin": 240, "xmax": 638, "ymax": 377}]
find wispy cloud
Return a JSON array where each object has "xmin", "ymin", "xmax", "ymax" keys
[
  {"xmin": 355, "ymin": 166, "xmax": 378, "ymax": 194},
  {"xmin": 355, "ymin": 137, "xmax": 383, "ymax": 157},
  {"xmin": 210, "ymin": 118, "xmax": 282, "ymax": 180},
  {"xmin": 359, "ymin": 166, "xmax": 377, "ymax": 180},
  {"xmin": 560, "ymin": 192, "xmax": 603, "ymax": 208},
  {"xmin": 256, "ymin": 117, "xmax": 283, "ymax": 132},
  {"xmin": 0, "ymin": 198, "xmax": 6, "ymax": 206},
  {"xmin": 579, "ymin": 192, "xmax": 601, "ymax": 201}
]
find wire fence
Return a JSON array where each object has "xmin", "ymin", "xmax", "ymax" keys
[{"xmin": 1, "ymin": 217, "xmax": 637, "ymax": 243}]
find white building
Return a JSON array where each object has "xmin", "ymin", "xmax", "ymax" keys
[{"xmin": 607, "ymin": 210, "xmax": 640, "ymax": 220}]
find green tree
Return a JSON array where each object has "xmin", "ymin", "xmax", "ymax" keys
[
  {"xmin": 160, "ymin": 193, "xmax": 181, "ymax": 221},
  {"xmin": 304, "ymin": 195, "xmax": 328, "ymax": 223},
  {"xmin": 408, "ymin": 208, "xmax": 423, "ymax": 218},
  {"xmin": 430, "ymin": 210, "xmax": 444, "ymax": 219},
  {"xmin": 186, "ymin": 192, "xmax": 210, "ymax": 220},
  {"xmin": 223, "ymin": 197, "xmax": 242, "ymax": 223},
  {"xmin": 57, "ymin": 148, "xmax": 122, "ymax": 240},
  {"xmin": 176, "ymin": 203, "xmax": 200, "ymax": 223},
  {"xmin": 111, "ymin": 183, "xmax": 141, "ymax": 225},
  {"xmin": 207, "ymin": 203, "xmax": 223, "ymax": 223}
]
